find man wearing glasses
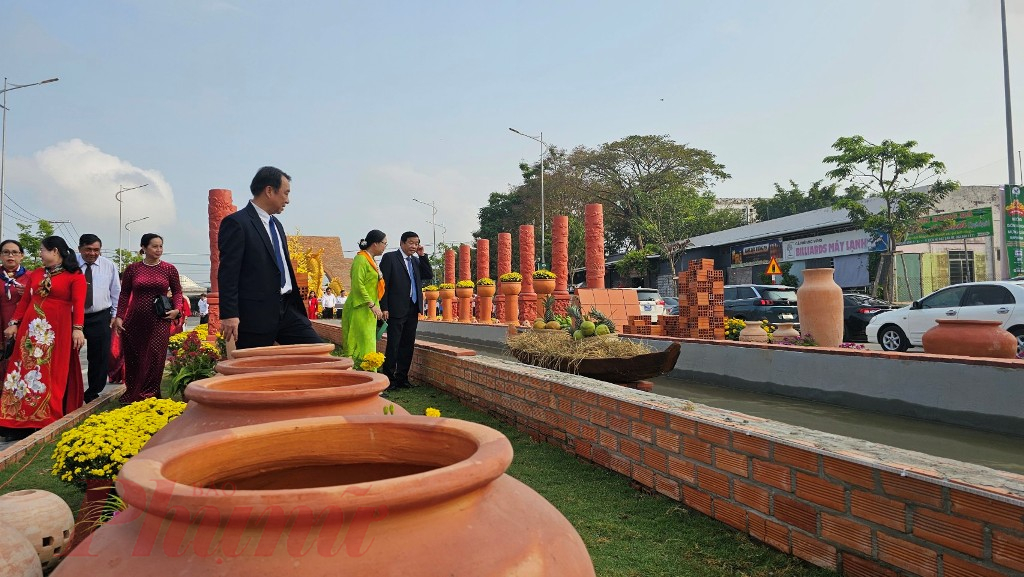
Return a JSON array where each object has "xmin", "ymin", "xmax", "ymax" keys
[{"xmin": 77, "ymin": 234, "xmax": 121, "ymax": 402}]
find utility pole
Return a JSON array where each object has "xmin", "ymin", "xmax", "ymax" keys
[{"xmin": 116, "ymin": 183, "xmax": 149, "ymax": 258}]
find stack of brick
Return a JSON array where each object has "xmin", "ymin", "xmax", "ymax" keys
[
  {"xmin": 658, "ymin": 314, "xmax": 681, "ymax": 337},
  {"xmin": 623, "ymin": 314, "xmax": 651, "ymax": 335},
  {"xmin": 678, "ymin": 259, "xmax": 725, "ymax": 340}
]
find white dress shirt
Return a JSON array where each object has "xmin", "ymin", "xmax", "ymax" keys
[
  {"xmin": 76, "ymin": 254, "xmax": 121, "ymax": 317},
  {"xmin": 321, "ymin": 294, "xmax": 336, "ymax": 308},
  {"xmin": 197, "ymin": 298, "xmax": 209, "ymax": 315},
  {"xmin": 250, "ymin": 201, "xmax": 294, "ymax": 294}
]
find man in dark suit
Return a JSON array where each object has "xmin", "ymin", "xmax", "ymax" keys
[
  {"xmin": 379, "ymin": 231, "xmax": 433, "ymax": 389},
  {"xmin": 218, "ymin": 166, "xmax": 322, "ymax": 349}
]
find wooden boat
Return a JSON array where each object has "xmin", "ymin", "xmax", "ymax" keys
[{"xmin": 510, "ymin": 342, "xmax": 680, "ymax": 383}]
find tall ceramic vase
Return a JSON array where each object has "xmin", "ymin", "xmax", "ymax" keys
[
  {"xmin": 476, "ymin": 284, "xmax": 495, "ymax": 323},
  {"xmin": 57, "ymin": 416, "xmax": 596, "ymax": 576},
  {"xmin": 796, "ymin": 268, "xmax": 843, "ymax": 347},
  {"xmin": 501, "ymin": 282, "xmax": 522, "ymax": 326}
]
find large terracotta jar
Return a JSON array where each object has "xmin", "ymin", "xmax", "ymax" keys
[
  {"xmin": 229, "ymin": 342, "xmax": 335, "ymax": 359},
  {"xmin": 796, "ymin": 268, "xmax": 843, "ymax": 347},
  {"xmin": 922, "ymin": 319, "xmax": 1018, "ymax": 358},
  {"xmin": 145, "ymin": 369, "xmax": 405, "ymax": 448},
  {"xmin": 0, "ymin": 523, "xmax": 41, "ymax": 577},
  {"xmin": 0, "ymin": 489, "xmax": 74, "ymax": 573},
  {"xmin": 57, "ymin": 416, "xmax": 596, "ymax": 577},
  {"xmin": 216, "ymin": 354, "xmax": 353, "ymax": 375}
]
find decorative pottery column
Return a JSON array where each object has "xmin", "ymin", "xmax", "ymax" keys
[
  {"xmin": 585, "ymin": 203, "xmax": 605, "ymax": 290},
  {"xmin": 495, "ymin": 233, "xmax": 512, "ymax": 321},
  {"xmin": 440, "ymin": 287, "xmax": 455, "ymax": 321},
  {"xmin": 552, "ymin": 215, "xmax": 570, "ymax": 315},
  {"xmin": 476, "ymin": 239, "xmax": 491, "ymax": 322},
  {"xmin": 57, "ymin": 416, "xmax": 597, "ymax": 576},
  {"xmin": 476, "ymin": 282, "xmax": 495, "ymax": 324},
  {"xmin": 519, "ymin": 225, "xmax": 537, "ymax": 324},
  {"xmin": 922, "ymin": 319, "xmax": 1018, "ymax": 358},
  {"xmin": 501, "ymin": 281, "xmax": 522, "ymax": 325},
  {"xmin": 796, "ymin": 268, "xmax": 843, "ymax": 347},
  {"xmin": 207, "ymin": 188, "xmax": 236, "ymax": 343},
  {"xmin": 424, "ymin": 288, "xmax": 439, "ymax": 320},
  {"xmin": 456, "ymin": 286, "xmax": 474, "ymax": 322},
  {"xmin": 444, "ymin": 249, "xmax": 457, "ymax": 318},
  {"xmin": 459, "ymin": 244, "xmax": 472, "ymax": 282}
]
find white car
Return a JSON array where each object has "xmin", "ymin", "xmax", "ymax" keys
[{"xmin": 866, "ymin": 281, "xmax": 1024, "ymax": 356}]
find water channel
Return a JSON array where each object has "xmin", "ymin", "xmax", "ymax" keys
[{"xmin": 426, "ymin": 336, "xmax": 1024, "ymax": 476}]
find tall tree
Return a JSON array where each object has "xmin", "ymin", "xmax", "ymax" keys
[
  {"xmin": 16, "ymin": 220, "xmax": 56, "ymax": 269},
  {"xmin": 753, "ymin": 180, "xmax": 864, "ymax": 221},
  {"xmin": 826, "ymin": 136, "xmax": 959, "ymax": 300},
  {"xmin": 570, "ymin": 135, "xmax": 730, "ymax": 251},
  {"xmin": 111, "ymin": 248, "xmax": 143, "ymax": 272}
]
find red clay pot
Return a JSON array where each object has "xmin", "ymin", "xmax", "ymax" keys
[
  {"xmin": 921, "ymin": 319, "xmax": 1018, "ymax": 359},
  {"xmin": 146, "ymin": 370, "xmax": 404, "ymax": 448},
  {"xmin": 229, "ymin": 343, "xmax": 335, "ymax": 359},
  {"xmin": 796, "ymin": 268, "xmax": 843, "ymax": 347},
  {"xmin": 215, "ymin": 354, "xmax": 353, "ymax": 375},
  {"xmin": 57, "ymin": 416, "xmax": 596, "ymax": 577}
]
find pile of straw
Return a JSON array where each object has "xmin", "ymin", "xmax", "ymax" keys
[{"xmin": 507, "ymin": 330, "xmax": 654, "ymax": 372}]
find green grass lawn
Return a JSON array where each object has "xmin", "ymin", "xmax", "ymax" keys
[{"xmin": 0, "ymin": 383, "xmax": 833, "ymax": 577}]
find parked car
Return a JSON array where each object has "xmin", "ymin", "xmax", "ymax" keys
[
  {"xmin": 723, "ymin": 285, "xmax": 799, "ymax": 324},
  {"xmin": 866, "ymin": 281, "xmax": 1024, "ymax": 356},
  {"xmin": 634, "ymin": 288, "xmax": 665, "ymax": 321},
  {"xmin": 842, "ymin": 294, "xmax": 896, "ymax": 342},
  {"xmin": 663, "ymin": 296, "xmax": 679, "ymax": 315}
]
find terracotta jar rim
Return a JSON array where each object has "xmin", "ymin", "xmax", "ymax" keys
[
  {"xmin": 934, "ymin": 319, "xmax": 1004, "ymax": 326},
  {"xmin": 229, "ymin": 343, "xmax": 335, "ymax": 359},
  {"xmin": 216, "ymin": 354, "xmax": 354, "ymax": 375},
  {"xmin": 117, "ymin": 416, "xmax": 513, "ymax": 515},
  {"xmin": 185, "ymin": 369, "xmax": 389, "ymax": 407}
]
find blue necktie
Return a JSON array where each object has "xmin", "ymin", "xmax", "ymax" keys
[
  {"xmin": 269, "ymin": 216, "xmax": 286, "ymax": 288},
  {"xmin": 406, "ymin": 256, "xmax": 417, "ymax": 303}
]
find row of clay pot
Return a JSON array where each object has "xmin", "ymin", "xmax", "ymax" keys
[{"xmin": 55, "ymin": 344, "xmax": 596, "ymax": 575}]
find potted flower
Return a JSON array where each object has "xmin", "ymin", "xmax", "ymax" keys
[
  {"xmin": 166, "ymin": 331, "xmax": 222, "ymax": 400},
  {"xmin": 499, "ymin": 271, "xmax": 523, "ymax": 297},
  {"xmin": 423, "ymin": 284, "xmax": 440, "ymax": 301},
  {"xmin": 532, "ymin": 269, "xmax": 556, "ymax": 296},
  {"xmin": 476, "ymin": 277, "xmax": 496, "ymax": 298},
  {"xmin": 437, "ymin": 282, "xmax": 456, "ymax": 300},
  {"xmin": 455, "ymin": 279, "xmax": 476, "ymax": 299}
]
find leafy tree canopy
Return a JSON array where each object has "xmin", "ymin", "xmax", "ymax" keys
[
  {"xmin": 753, "ymin": 180, "xmax": 864, "ymax": 221},
  {"xmin": 16, "ymin": 220, "xmax": 56, "ymax": 270}
]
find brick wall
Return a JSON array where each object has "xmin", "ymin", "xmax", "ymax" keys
[{"xmin": 311, "ymin": 321, "xmax": 1024, "ymax": 576}]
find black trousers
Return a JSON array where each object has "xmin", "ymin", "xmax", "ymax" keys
[
  {"xmin": 322, "ymin": 307, "xmax": 334, "ymax": 319},
  {"xmin": 200, "ymin": 314, "xmax": 209, "ymax": 324},
  {"xmin": 83, "ymin": 309, "xmax": 112, "ymax": 401},
  {"xmin": 236, "ymin": 295, "xmax": 324, "ymax": 349},
  {"xmin": 382, "ymin": 302, "xmax": 420, "ymax": 388}
]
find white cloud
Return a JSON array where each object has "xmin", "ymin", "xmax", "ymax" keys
[{"xmin": 5, "ymin": 139, "xmax": 176, "ymax": 246}]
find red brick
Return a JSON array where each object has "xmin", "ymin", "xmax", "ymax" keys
[
  {"xmin": 668, "ymin": 413, "xmax": 695, "ymax": 435},
  {"xmin": 631, "ymin": 421, "xmax": 653, "ymax": 443},
  {"xmin": 557, "ymin": 398, "xmax": 572, "ymax": 414},
  {"xmin": 579, "ymin": 423, "xmax": 597, "ymax": 442},
  {"xmin": 713, "ymin": 499, "xmax": 748, "ymax": 531},
  {"xmin": 598, "ymin": 394, "xmax": 617, "ymax": 411},
  {"xmin": 733, "ymin": 479, "xmax": 770, "ymax": 514},
  {"xmin": 643, "ymin": 449, "xmax": 668, "ymax": 474},
  {"xmin": 732, "ymin": 433, "xmax": 771, "ymax": 458},
  {"xmin": 654, "ymin": 429, "xmax": 680, "ymax": 453},
  {"xmin": 791, "ymin": 530, "xmax": 837, "ymax": 570},
  {"xmin": 749, "ymin": 513, "xmax": 790, "ymax": 553},
  {"xmin": 992, "ymin": 529, "xmax": 1024, "ymax": 572},
  {"xmin": 879, "ymin": 471, "xmax": 943, "ymax": 508},
  {"xmin": 820, "ymin": 512, "xmax": 873, "ymax": 555},
  {"xmin": 683, "ymin": 437, "xmax": 712, "ymax": 464},
  {"xmin": 714, "ymin": 448, "xmax": 749, "ymax": 477},
  {"xmin": 696, "ymin": 465, "xmax": 731, "ymax": 498},
  {"xmin": 598, "ymin": 431, "xmax": 618, "ymax": 451},
  {"xmin": 912, "ymin": 508, "xmax": 984, "ymax": 557},
  {"xmin": 795, "ymin": 472, "xmax": 846, "ymax": 512},
  {"xmin": 850, "ymin": 490, "xmax": 906, "ymax": 532},
  {"xmin": 773, "ymin": 494, "xmax": 817, "ymax": 534},
  {"xmin": 752, "ymin": 459, "xmax": 792, "ymax": 492},
  {"xmin": 949, "ymin": 488, "xmax": 1024, "ymax": 531},
  {"xmin": 608, "ymin": 414, "xmax": 630, "ymax": 435},
  {"xmin": 576, "ymin": 442, "xmax": 594, "ymax": 460},
  {"xmin": 773, "ymin": 443, "xmax": 819, "ymax": 473},
  {"xmin": 640, "ymin": 407, "xmax": 668, "ymax": 427},
  {"xmin": 607, "ymin": 454, "xmax": 631, "ymax": 476},
  {"xmin": 822, "ymin": 457, "xmax": 875, "ymax": 489},
  {"xmin": 620, "ymin": 438, "xmax": 641, "ymax": 462},
  {"xmin": 696, "ymin": 422, "xmax": 731, "ymax": 445},
  {"xmin": 588, "ymin": 407, "xmax": 608, "ymax": 427},
  {"xmin": 943, "ymin": 554, "xmax": 1009, "ymax": 577},
  {"xmin": 655, "ymin": 476, "xmax": 681, "ymax": 500},
  {"xmin": 619, "ymin": 402, "xmax": 640, "ymax": 420},
  {"xmin": 840, "ymin": 552, "xmax": 898, "ymax": 577},
  {"xmin": 632, "ymin": 465, "xmax": 655, "ymax": 488},
  {"xmin": 682, "ymin": 485, "xmax": 712, "ymax": 515},
  {"xmin": 668, "ymin": 456, "xmax": 696, "ymax": 484},
  {"xmin": 876, "ymin": 531, "xmax": 938, "ymax": 577}
]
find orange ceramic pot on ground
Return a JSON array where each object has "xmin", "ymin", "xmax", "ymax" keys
[
  {"xmin": 922, "ymin": 319, "xmax": 1018, "ymax": 359},
  {"xmin": 215, "ymin": 354, "xmax": 353, "ymax": 375},
  {"xmin": 145, "ymin": 370, "xmax": 404, "ymax": 448},
  {"xmin": 796, "ymin": 268, "xmax": 843, "ymax": 347},
  {"xmin": 58, "ymin": 416, "xmax": 596, "ymax": 577},
  {"xmin": 229, "ymin": 343, "xmax": 335, "ymax": 359}
]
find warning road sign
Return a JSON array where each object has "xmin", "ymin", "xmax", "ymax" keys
[{"xmin": 765, "ymin": 257, "xmax": 782, "ymax": 275}]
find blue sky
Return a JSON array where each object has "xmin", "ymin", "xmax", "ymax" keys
[{"xmin": 2, "ymin": 0, "xmax": 1022, "ymax": 286}]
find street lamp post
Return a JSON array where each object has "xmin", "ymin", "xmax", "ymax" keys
[
  {"xmin": 412, "ymin": 197, "xmax": 438, "ymax": 256},
  {"xmin": 1, "ymin": 76, "xmax": 59, "ymax": 240},
  {"xmin": 116, "ymin": 184, "xmax": 149, "ymax": 258},
  {"xmin": 508, "ymin": 127, "xmax": 548, "ymax": 269}
]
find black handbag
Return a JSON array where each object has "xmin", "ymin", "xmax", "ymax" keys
[
  {"xmin": 153, "ymin": 295, "xmax": 174, "ymax": 318},
  {"xmin": 0, "ymin": 337, "xmax": 14, "ymax": 362}
]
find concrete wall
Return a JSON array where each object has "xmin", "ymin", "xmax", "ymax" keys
[{"xmin": 408, "ymin": 321, "xmax": 1024, "ymax": 436}]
